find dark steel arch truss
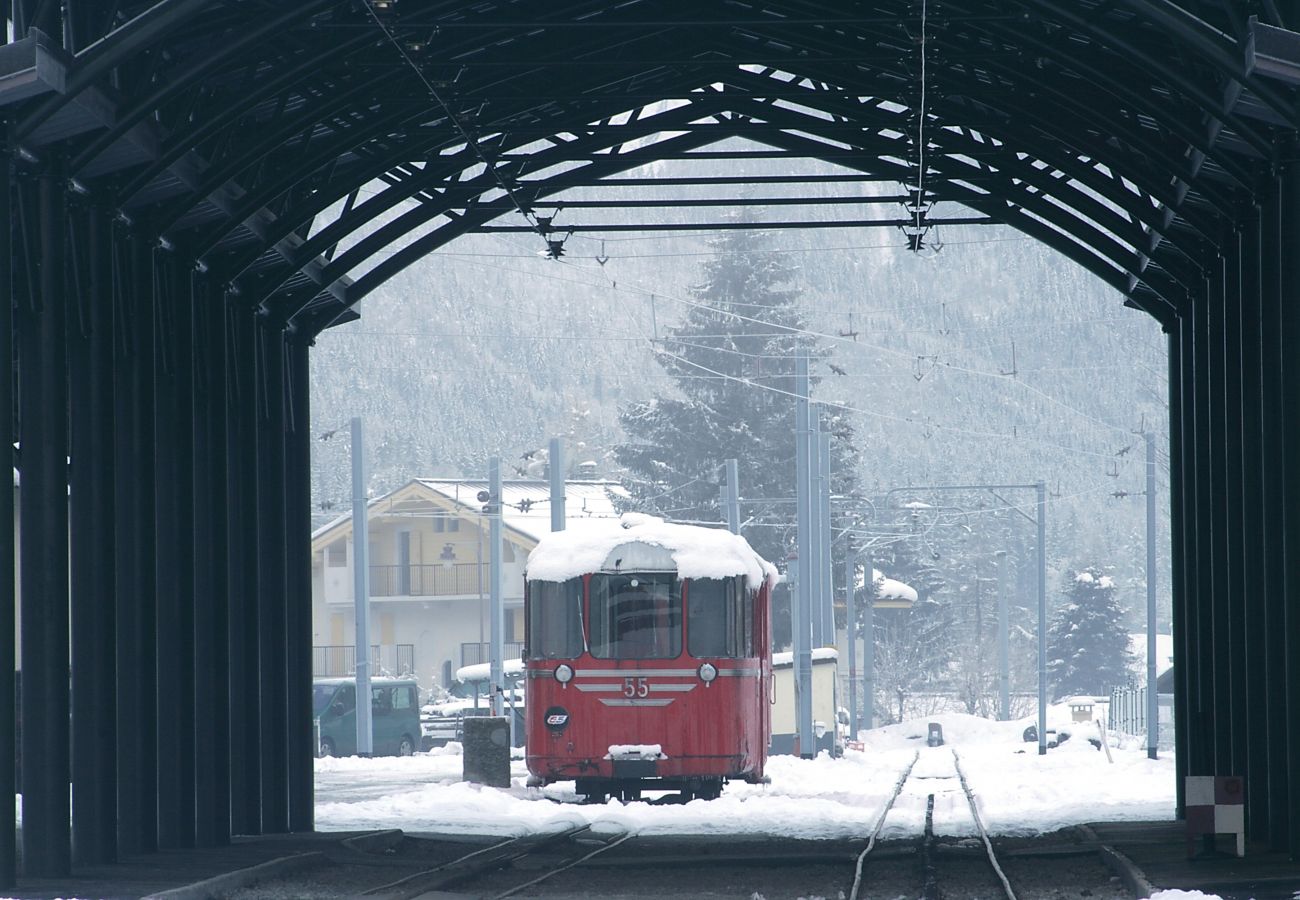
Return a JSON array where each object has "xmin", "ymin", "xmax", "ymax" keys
[{"xmin": 1, "ymin": 0, "xmax": 1300, "ymax": 885}]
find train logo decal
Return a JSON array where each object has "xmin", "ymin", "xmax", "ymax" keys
[{"xmin": 544, "ymin": 706, "xmax": 570, "ymax": 732}]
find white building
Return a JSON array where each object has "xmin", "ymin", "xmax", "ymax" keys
[{"xmin": 310, "ymin": 477, "xmax": 622, "ymax": 694}]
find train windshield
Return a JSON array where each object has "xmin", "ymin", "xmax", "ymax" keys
[
  {"xmin": 589, "ymin": 573, "xmax": 682, "ymax": 659},
  {"xmin": 526, "ymin": 578, "xmax": 584, "ymax": 659},
  {"xmin": 686, "ymin": 577, "xmax": 754, "ymax": 658}
]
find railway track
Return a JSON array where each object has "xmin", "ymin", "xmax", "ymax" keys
[
  {"xmin": 850, "ymin": 748, "xmax": 1018, "ymax": 900},
  {"xmin": 353, "ymin": 823, "xmax": 634, "ymax": 900}
]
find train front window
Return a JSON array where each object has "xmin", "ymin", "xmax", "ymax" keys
[
  {"xmin": 589, "ymin": 573, "xmax": 681, "ymax": 659},
  {"xmin": 526, "ymin": 578, "xmax": 584, "ymax": 659},
  {"xmin": 687, "ymin": 576, "xmax": 752, "ymax": 658}
]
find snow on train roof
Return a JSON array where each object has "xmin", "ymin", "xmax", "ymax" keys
[{"xmin": 526, "ymin": 513, "xmax": 778, "ymax": 587}]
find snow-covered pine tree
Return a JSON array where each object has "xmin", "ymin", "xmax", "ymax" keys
[
  {"xmin": 1045, "ymin": 567, "xmax": 1137, "ymax": 699},
  {"xmin": 613, "ymin": 224, "xmax": 860, "ymax": 647}
]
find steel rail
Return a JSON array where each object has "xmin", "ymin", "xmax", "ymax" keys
[
  {"xmin": 953, "ymin": 748, "xmax": 1019, "ymax": 900},
  {"xmin": 491, "ymin": 829, "xmax": 636, "ymax": 899},
  {"xmin": 848, "ymin": 750, "xmax": 920, "ymax": 900},
  {"xmin": 358, "ymin": 823, "xmax": 593, "ymax": 898}
]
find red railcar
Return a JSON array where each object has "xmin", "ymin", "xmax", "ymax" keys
[{"xmin": 523, "ymin": 515, "xmax": 776, "ymax": 802}]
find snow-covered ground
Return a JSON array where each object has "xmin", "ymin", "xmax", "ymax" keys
[
  {"xmin": 316, "ymin": 711, "xmax": 1172, "ymax": 839},
  {"xmin": 313, "ymin": 707, "xmax": 1209, "ymax": 900}
]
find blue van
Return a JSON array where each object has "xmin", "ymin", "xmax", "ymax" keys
[{"xmin": 313, "ymin": 677, "xmax": 421, "ymax": 758}]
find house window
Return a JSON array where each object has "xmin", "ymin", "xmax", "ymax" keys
[
  {"xmin": 448, "ymin": 518, "xmax": 460, "ymax": 532},
  {"xmin": 434, "ymin": 517, "xmax": 445, "ymax": 533},
  {"xmin": 327, "ymin": 539, "xmax": 346, "ymax": 567}
]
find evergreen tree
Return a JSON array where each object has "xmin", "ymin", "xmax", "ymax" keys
[
  {"xmin": 1045, "ymin": 566, "xmax": 1137, "ymax": 699},
  {"xmin": 614, "ymin": 225, "xmax": 860, "ymax": 646}
]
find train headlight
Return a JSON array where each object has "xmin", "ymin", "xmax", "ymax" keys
[
  {"xmin": 554, "ymin": 664, "xmax": 574, "ymax": 684},
  {"xmin": 698, "ymin": 662, "xmax": 718, "ymax": 684}
]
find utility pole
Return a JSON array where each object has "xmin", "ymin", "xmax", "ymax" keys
[
  {"xmin": 549, "ymin": 436, "xmax": 565, "ymax": 532},
  {"xmin": 488, "ymin": 457, "xmax": 504, "ymax": 717},
  {"xmin": 350, "ymin": 417, "xmax": 373, "ymax": 757},
  {"xmin": 724, "ymin": 458, "xmax": 740, "ymax": 535},
  {"xmin": 1146, "ymin": 432, "xmax": 1158, "ymax": 759},
  {"xmin": 794, "ymin": 353, "xmax": 815, "ymax": 757}
]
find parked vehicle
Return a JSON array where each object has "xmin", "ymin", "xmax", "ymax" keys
[
  {"xmin": 313, "ymin": 676, "xmax": 420, "ymax": 758},
  {"xmin": 420, "ymin": 659, "xmax": 524, "ymax": 750},
  {"xmin": 524, "ymin": 516, "xmax": 776, "ymax": 802}
]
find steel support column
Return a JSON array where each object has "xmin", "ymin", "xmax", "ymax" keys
[
  {"xmin": 227, "ymin": 301, "xmax": 261, "ymax": 835},
  {"xmin": 1167, "ymin": 318, "xmax": 1188, "ymax": 817},
  {"xmin": 286, "ymin": 334, "xmax": 314, "ymax": 831},
  {"xmin": 19, "ymin": 169, "xmax": 71, "ymax": 876},
  {"xmin": 1189, "ymin": 277, "xmax": 1217, "ymax": 779},
  {"xmin": 70, "ymin": 203, "xmax": 117, "ymax": 865},
  {"xmin": 192, "ymin": 276, "xmax": 231, "ymax": 846},
  {"xmin": 115, "ymin": 231, "xmax": 158, "ymax": 855},
  {"xmin": 1260, "ymin": 184, "xmax": 1290, "ymax": 850},
  {"xmin": 1170, "ymin": 319, "xmax": 1190, "ymax": 816},
  {"xmin": 0, "ymin": 150, "xmax": 13, "ymax": 893},
  {"xmin": 1217, "ymin": 242, "xmax": 1247, "ymax": 777},
  {"xmin": 1205, "ymin": 255, "xmax": 1235, "ymax": 776},
  {"xmin": 1239, "ymin": 205, "xmax": 1272, "ymax": 840},
  {"xmin": 1278, "ymin": 161, "xmax": 1300, "ymax": 857},
  {"xmin": 155, "ymin": 253, "xmax": 196, "ymax": 849},
  {"xmin": 256, "ymin": 318, "xmax": 289, "ymax": 832}
]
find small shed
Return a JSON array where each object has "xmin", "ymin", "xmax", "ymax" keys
[{"xmin": 1067, "ymin": 697, "xmax": 1096, "ymax": 722}]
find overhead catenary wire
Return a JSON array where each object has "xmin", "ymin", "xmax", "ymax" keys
[{"xmin": 651, "ymin": 343, "xmax": 1128, "ymax": 464}]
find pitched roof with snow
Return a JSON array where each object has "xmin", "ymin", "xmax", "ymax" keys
[{"xmin": 311, "ymin": 477, "xmax": 625, "ymax": 546}]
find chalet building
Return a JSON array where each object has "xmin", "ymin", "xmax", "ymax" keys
[{"xmin": 310, "ymin": 478, "xmax": 621, "ymax": 695}]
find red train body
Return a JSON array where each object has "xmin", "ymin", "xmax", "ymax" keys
[{"xmin": 523, "ymin": 515, "xmax": 775, "ymax": 801}]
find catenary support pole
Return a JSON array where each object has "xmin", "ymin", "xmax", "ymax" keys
[
  {"xmin": 1037, "ymin": 481, "xmax": 1047, "ymax": 756},
  {"xmin": 845, "ymin": 550, "xmax": 856, "ymax": 738},
  {"xmin": 863, "ymin": 550, "xmax": 874, "ymax": 730},
  {"xmin": 997, "ymin": 549, "xmax": 1010, "ymax": 721},
  {"xmin": 489, "ymin": 456, "xmax": 504, "ymax": 717},
  {"xmin": 351, "ymin": 417, "xmax": 373, "ymax": 756},
  {"xmin": 819, "ymin": 432, "xmax": 833, "ymax": 647},
  {"xmin": 725, "ymin": 458, "xmax": 740, "ymax": 535},
  {"xmin": 794, "ymin": 353, "xmax": 814, "ymax": 756},
  {"xmin": 809, "ymin": 421, "xmax": 823, "ymax": 650},
  {"xmin": 549, "ymin": 437, "xmax": 564, "ymax": 532},
  {"xmin": 1147, "ymin": 432, "xmax": 1158, "ymax": 758}
]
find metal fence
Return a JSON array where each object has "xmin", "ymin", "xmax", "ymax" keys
[
  {"xmin": 369, "ymin": 563, "xmax": 482, "ymax": 597},
  {"xmin": 313, "ymin": 643, "xmax": 415, "ymax": 678},
  {"xmin": 1108, "ymin": 684, "xmax": 1175, "ymax": 750},
  {"xmin": 460, "ymin": 641, "xmax": 525, "ymax": 666}
]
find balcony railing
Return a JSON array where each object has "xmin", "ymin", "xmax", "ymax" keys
[
  {"xmin": 313, "ymin": 644, "xmax": 415, "ymax": 678},
  {"xmin": 460, "ymin": 641, "xmax": 525, "ymax": 667},
  {"xmin": 369, "ymin": 563, "xmax": 482, "ymax": 597}
]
